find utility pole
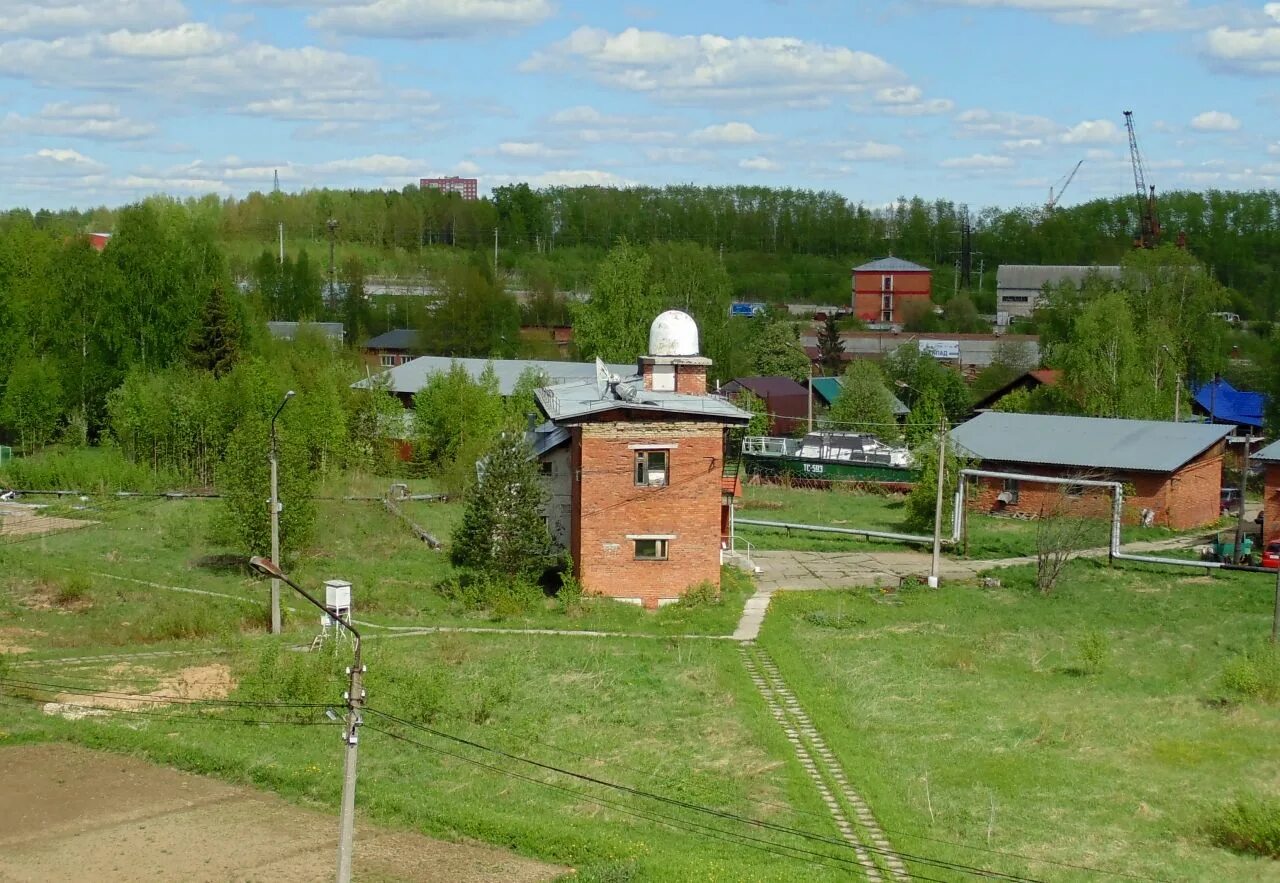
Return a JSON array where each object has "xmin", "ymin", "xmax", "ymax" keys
[
  {"xmin": 327, "ymin": 219, "xmax": 339, "ymax": 309},
  {"xmin": 807, "ymin": 362, "xmax": 814, "ymax": 432},
  {"xmin": 248, "ymin": 558, "xmax": 363, "ymax": 883},
  {"xmin": 929, "ymin": 417, "xmax": 948, "ymax": 588},
  {"xmin": 278, "ymin": 222, "xmax": 284, "ymax": 264},
  {"xmin": 269, "ymin": 390, "xmax": 294, "ymax": 634},
  {"xmin": 493, "ymin": 227, "xmax": 499, "ymax": 273},
  {"xmin": 1233, "ymin": 435, "xmax": 1250, "ymax": 565},
  {"xmin": 1173, "ymin": 372, "xmax": 1182, "ymax": 422}
]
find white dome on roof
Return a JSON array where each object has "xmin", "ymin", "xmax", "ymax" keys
[{"xmin": 648, "ymin": 310, "xmax": 700, "ymax": 356}]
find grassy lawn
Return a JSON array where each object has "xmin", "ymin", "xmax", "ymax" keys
[
  {"xmin": 736, "ymin": 483, "xmax": 1202, "ymax": 560},
  {"xmin": 0, "ymin": 493, "xmax": 750, "ymax": 661},
  {"xmin": 0, "ymin": 631, "xmax": 853, "ymax": 881},
  {"xmin": 757, "ymin": 560, "xmax": 1280, "ymax": 881}
]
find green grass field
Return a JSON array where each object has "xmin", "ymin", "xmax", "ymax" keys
[
  {"xmin": 736, "ymin": 483, "xmax": 1202, "ymax": 560},
  {"xmin": 758, "ymin": 560, "xmax": 1280, "ymax": 881}
]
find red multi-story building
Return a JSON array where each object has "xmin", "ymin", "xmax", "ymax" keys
[
  {"xmin": 851, "ymin": 257, "xmax": 932, "ymax": 326},
  {"xmin": 532, "ymin": 311, "xmax": 750, "ymax": 608},
  {"xmin": 419, "ymin": 176, "xmax": 478, "ymax": 200}
]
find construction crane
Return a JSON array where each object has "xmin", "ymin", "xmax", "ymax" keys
[
  {"xmin": 1123, "ymin": 110, "xmax": 1161, "ymax": 249},
  {"xmin": 1045, "ymin": 160, "xmax": 1083, "ymax": 212}
]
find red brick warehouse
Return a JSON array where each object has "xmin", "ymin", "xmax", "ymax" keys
[
  {"xmin": 531, "ymin": 311, "xmax": 751, "ymax": 608},
  {"xmin": 851, "ymin": 257, "xmax": 932, "ymax": 326},
  {"xmin": 1256, "ymin": 440, "xmax": 1280, "ymax": 542},
  {"xmin": 950, "ymin": 412, "xmax": 1233, "ymax": 530}
]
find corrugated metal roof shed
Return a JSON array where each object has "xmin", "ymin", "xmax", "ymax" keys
[
  {"xmin": 995, "ymin": 265, "xmax": 1121, "ymax": 290},
  {"xmin": 950, "ymin": 412, "xmax": 1233, "ymax": 473},
  {"xmin": 352, "ymin": 355, "xmax": 632, "ymax": 397},
  {"xmin": 853, "ymin": 257, "xmax": 930, "ymax": 273},
  {"xmin": 363, "ymin": 329, "xmax": 420, "ymax": 350},
  {"xmin": 1254, "ymin": 439, "xmax": 1280, "ymax": 462}
]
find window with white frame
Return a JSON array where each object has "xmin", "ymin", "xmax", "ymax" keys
[
  {"xmin": 380, "ymin": 354, "xmax": 395, "ymax": 367},
  {"xmin": 634, "ymin": 449, "xmax": 670, "ymax": 487},
  {"xmin": 633, "ymin": 538, "xmax": 669, "ymax": 561}
]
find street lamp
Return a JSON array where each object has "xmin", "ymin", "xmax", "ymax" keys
[
  {"xmin": 898, "ymin": 380, "xmax": 946, "ymax": 588},
  {"xmin": 269, "ymin": 390, "xmax": 295, "ymax": 635},
  {"xmin": 248, "ymin": 557, "xmax": 363, "ymax": 883}
]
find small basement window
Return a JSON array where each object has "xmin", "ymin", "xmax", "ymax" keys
[
  {"xmin": 634, "ymin": 449, "xmax": 670, "ymax": 487},
  {"xmin": 634, "ymin": 538, "xmax": 669, "ymax": 561},
  {"xmin": 539, "ymin": 460, "xmax": 553, "ymax": 476}
]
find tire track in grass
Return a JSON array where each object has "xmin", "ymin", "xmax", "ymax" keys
[{"xmin": 740, "ymin": 643, "xmax": 909, "ymax": 882}]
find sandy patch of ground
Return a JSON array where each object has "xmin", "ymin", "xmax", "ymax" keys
[
  {"xmin": 0, "ymin": 743, "xmax": 566, "ymax": 882},
  {"xmin": 43, "ymin": 663, "xmax": 237, "ymax": 717},
  {"xmin": 0, "ymin": 503, "xmax": 95, "ymax": 538}
]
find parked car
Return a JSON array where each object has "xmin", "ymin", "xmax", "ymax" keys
[
  {"xmin": 1262, "ymin": 540, "xmax": 1280, "ymax": 570},
  {"xmin": 1220, "ymin": 487, "xmax": 1241, "ymax": 514}
]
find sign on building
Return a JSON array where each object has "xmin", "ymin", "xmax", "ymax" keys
[{"xmin": 918, "ymin": 340, "xmax": 960, "ymax": 360}]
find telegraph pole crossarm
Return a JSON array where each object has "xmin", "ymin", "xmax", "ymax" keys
[{"xmin": 248, "ymin": 557, "xmax": 363, "ymax": 883}]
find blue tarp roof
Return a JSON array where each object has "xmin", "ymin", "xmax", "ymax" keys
[{"xmin": 1191, "ymin": 378, "xmax": 1267, "ymax": 428}]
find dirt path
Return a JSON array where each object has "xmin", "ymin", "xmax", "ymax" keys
[{"xmin": 0, "ymin": 743, "xmax": 566, "ymax": 883}]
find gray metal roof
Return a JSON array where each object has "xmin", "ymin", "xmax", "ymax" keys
[
  {"xmin": 266, "ymin": 321, "xmax": 344, "ymax": 342},
  {"xmin": 352, "ymin": 355, "xmax": 632, "ymax": 397},
  {"xmin": 536, "ymin": 376, "xmax": 751, "ymax": 425},
  {"xmin": 950, "ymin": 412, "xmax": 1234, "ymax": 473},
  {"xmin": 363, "ymin": 329, "xmax": 420, "ymax": 350},
  {"xmin": 853, "ymin": 257, "xmax": 930, "ymax": 273},
  {"xmin": 1254, "ymin": 439, "xmax": 1280, "ymax": 462},
  {"xmin": 996, "ymin": 265, "xmax": 1120, "ymax": 292}
]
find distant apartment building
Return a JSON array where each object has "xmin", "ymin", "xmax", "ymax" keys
[
  {"xmin": 995, "ymin": 265, "xmax": 1120, "ymax": 323},
  {"xmin": 851, "ymin": 257, "xmax": 932, "ymax": 326},
  {"xmin": 419, "ymin": 176, "xmax": 478, "ymax": 200}
]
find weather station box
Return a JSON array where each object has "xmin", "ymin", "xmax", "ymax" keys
[{"xmin": 324, "ymin": 579, "xmax": 352, "ymax": 611}]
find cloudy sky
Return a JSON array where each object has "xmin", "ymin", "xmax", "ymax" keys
[{"xmin": 3, "ymin": 0, "xmax": 1279, "ymax": 210}]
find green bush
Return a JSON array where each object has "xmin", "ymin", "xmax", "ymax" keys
[
  {"xmin": 1078, "ymin": 630, "xmax": 1110, "ymax": 675},
  {"xmin": 1217, "ymin": 645, "xmax": 1280, "ymax": 703},
  {"xmin": 54, "ymin": 575, "xmax": 92, "ymax": 608},
  {"xmin": 436, "ymin": 571, "xmax": 543, "ymax": 617},
  {"xmin": 674, "ymin": 580, "xmax": 721, "ymax": 609},
  {"xmin": 1207, "ymin": 795, "xmax": 1280, "ymax": 858},
  {"xmin": 237, "ymin": 641, "xmax": 346, "ymax": 718},
  {"xmin": 803, "ymin": 609, "xmax": 867, "ymax": 630},
  {"xmin": 0, "ymin": 445, "xmax": 180, "ymax": 493}
]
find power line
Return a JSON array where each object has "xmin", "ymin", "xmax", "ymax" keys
[
  {"xmin": 362, "ymin": 721, "xmax": 948, "ymax": 882},
  {"xmin": 364, "ymin": 707, "xmax": 1043, "ymax": 883}
]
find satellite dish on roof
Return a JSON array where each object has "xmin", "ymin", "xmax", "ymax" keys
[{"xmin": 595, "ymin": 357, "xmax": 616, "ymax": 399}]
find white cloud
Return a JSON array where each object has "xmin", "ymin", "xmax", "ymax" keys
[
  {"xmin": 1203, "ymin": 13, "xmax": 1280, "ymax": 74},
  {"xmin": 690, "ymin": 121, "xmax": 767, "ymax": 144},
  {"xmin": 0, "ymin": 26, "xmax": 437, "ymax": 130},
  {"xmin": 739, "ymin": 156, "xmax": 781, "ymax": 172},
  {"xmin": 955, "ymin": 109, "xmax": 1057, "ymax": 138},
  {"xmin": 0, "ymin": 0, "xmax": 187, "ymax": 37},
  {"xmin": 454, "ymin": 160, "xmax": 482, "ymax": 174},
  {"xmin": 940, "ymin": 153, "xmax": 1015, "ymax": 169},
  {"xmin": 1002, "ymin": 138, "xmax": 1044, "ymax": 151},
  {"xmin": 644, "ymin": 147, "xmax": 715, "ymax": 164},
  {"xmin": 33, "ymin": 147, "xmax": 107, "ymax": 172},
  {"xmin": 495, "ymin": 141, "xmax": 575, "ymax": 159},
  {"xmin": 544, "ymin": 105, "xmax": 677, "ymax": 144},
  {"xmin": 311, "ymin": 154, "xmax": 428, "ymax": 177},
  {"xmin": 1060, "ymin": 119, "xmax": 1123, "ymax": 144},
  {"xmin": 308, "ymin": 0, "xmax": 554, "ymax": 39},
  {"xmin": 524, "ymin": 27, "xmax": 900, "ymax": 104},
  {"xmin": 492, "ymin": 169, "xmax": 636, "ymax": 188},
  {"xmin": 1189, "ymin": 110, "xmax": 1242, "ymax": 131},
  {"xmin": 870, "ymin": 85, "xmax": 953, "ymax": 116},
  {"xmin": 923, "ymin": 0, "xmax": 1222, "ymax": 33},
  {"xmin": 2, "ymin": 102, "xmax": 157, "ymax": 141},
  {"xmin": 841, "ymin": 141, "xmax": 904, "ymax": 161}
]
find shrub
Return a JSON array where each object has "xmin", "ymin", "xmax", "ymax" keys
[
  {"xmin": 1217, "ymin": 645, "xmax": 1280, "ymax": 703},
  {"xmin": 436, "ymin": 571, "xmax": 543, "ymax": 617},
  {"xmin": 674, "ymin": 580, "xmax": 721, "ymax": 609},
  {"xmin": 1206, "ymin": 795, "xmax": 1280, "ymax": 858},
  {"xmin": 1078, "ymin": 630, "xmax": 1110, "ymax": 675},
  {"xmin": 803, "ymin": 609, "xmax": 867, "ymax": 630},
  {"xmin": 54, "ymin": 575, "xmax": 91, "ymax": 608},
  {"xmin": 0, "ymin": 445, "xmax": 180, "ymax": 494}
]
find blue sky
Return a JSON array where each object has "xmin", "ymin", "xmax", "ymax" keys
[{"xmin": 3, "ymin": 0, "xmax": 1279, "ymax": 211}]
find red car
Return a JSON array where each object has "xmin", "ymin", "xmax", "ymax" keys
[{"xmin": 1262, "ymin": 541, "xmax": 1280, "ymax": 569}]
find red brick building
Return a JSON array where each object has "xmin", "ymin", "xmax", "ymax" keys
[
  {"xmin": 852, "ymin": 257, "xmax": 932, "ymax": 326},
  {"xmin": 361, "ymin": 329, "xmax": 421, "ymax": 370},
  {"xmin": 532, "ymin": 311, "xmax": 750, "ymax": 608},
  {"xmin": 419, "ymin": 176, "xmax": 478, "ymax": 200},
  {"xmin": 1257, "ymin": 440, "xmax": 1280, "ymax": 542},
  {"xmin": 951, "ymin": 412, "xmax": 1233, "ymax": 530}
]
